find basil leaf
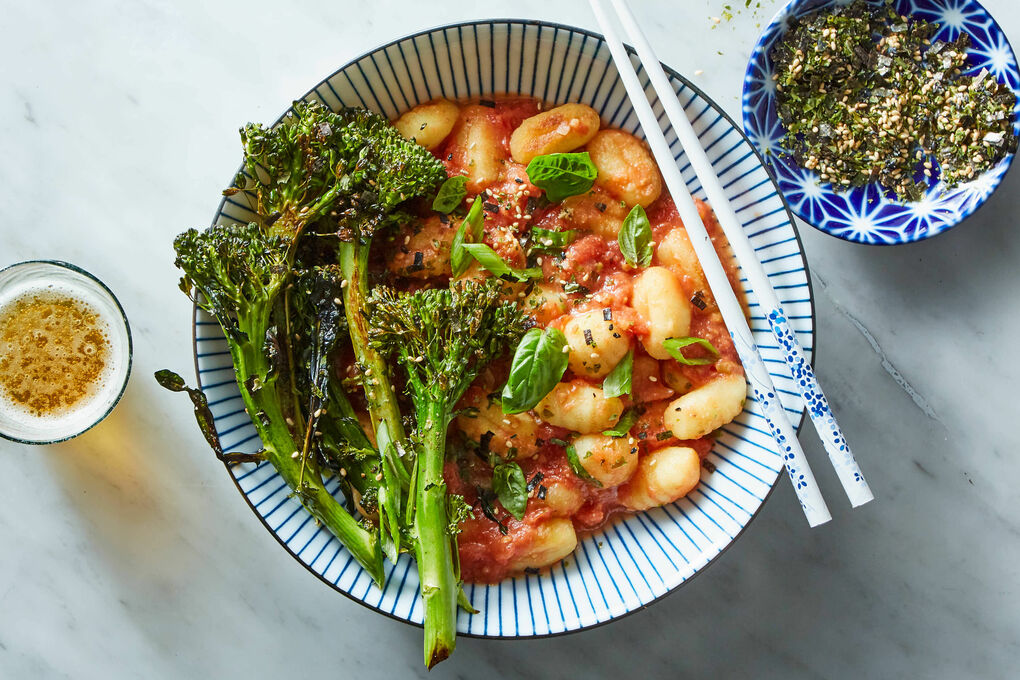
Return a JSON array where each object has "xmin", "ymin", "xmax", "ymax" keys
[
  {"xmin": 462, "ymin": 243, "xmax": 541, "ymax": 282},
  {"xmin": 530, "ymin": 227, "xmax": 578, "ymax": 253},
  {"xmin": 525, "ymin": 152, "xmax": 598, "ymax": 202},
  {"xmin": 663, "ymin": 336, "xmax": 720, "ymax": 366},
  {"xmin": 450, "ymin": 198, "xmax": 484, "ymax": 277},
  {"xmin": 603, "ymin": 407, "xmax": 639, "ymax": 438},
  {"xmin": 432, "ymin": 175, "xmax": 468, "ymax": 213},
  {"xmin": 501, "ymin": 327, "xmax": 569, "ymax": 414},
  {"xmin": 601, "ymin": 348, "xmax": 633, "ymax": 398},
  {"xmin": 492, "ymin": 461, "xmax": 528, "ymax": 520},
  {"xmin": 618, "ymin": 204, "xmax": 653, "ymax": 266},
  {"xmin": 565, "ymin": 442, "xmax": 602, "ymax": 487}
]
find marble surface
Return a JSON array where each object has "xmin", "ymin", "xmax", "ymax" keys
[{"xmin": 1, "ymin": 0, "xmax": 1018, "ymax": 677}]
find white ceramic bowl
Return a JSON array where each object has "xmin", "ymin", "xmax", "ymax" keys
[{"xmin": 194, "ymin": 20, "xmax": 816, "ymax": 638}]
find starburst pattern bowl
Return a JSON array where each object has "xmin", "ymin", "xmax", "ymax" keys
[{"xmin": 742, "ymin": 0, "xmax": 1020, "ymax": 244}]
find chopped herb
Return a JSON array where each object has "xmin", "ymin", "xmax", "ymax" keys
[
  {"xmin": 603, "ymin": 407, "xmax": 639, "ymax": 437},
  {"xmin": 476, "ymin": 486, "xmax": 508, "ymax": 535},
  {"xmin": 663, "ymin": 336, "xmax": 720, "ymax": 366},
  {"xmin": 601, "ymin": 349, "xmax": 633, "ymax": 399},
  {"xmin": 526, "ymin": 471, "xmax": 545, "ymax": 492},
  {"xmin": 565, "ymin": 442, "xmax": 602, "ymax": 486},
  {"xmin": 432, "ymin": 175, "xmax": 468, "ymax": 213},
  {"xmin": 529, "ymin": 227, "xmax": 577, "ymax": 253},
  {"xmin": 656, "ymin": 430, "xmax": 675, "ymax": 441}
]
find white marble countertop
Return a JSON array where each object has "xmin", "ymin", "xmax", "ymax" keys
[{"xmin": 1, "ymin": 0, "xmax": 1018, "ymax": 677}]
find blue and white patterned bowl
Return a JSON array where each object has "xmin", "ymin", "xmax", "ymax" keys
[
  {"xmin": 743, "ymin": 0, "xmax": 1020, "ymax": 244},
  {"xmin": 194, "ymin": 20, "xmax": 816, "ymax": 638}
]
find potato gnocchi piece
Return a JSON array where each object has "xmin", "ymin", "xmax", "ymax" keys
[
  {"xmin": 560, "ymin": 188, "xmax": 628, "ymax": 240},
  {"xmin": 562, "ymin": 309, "xmax": 632, "ymax": 378},
  {"xmin": 392, "ymin": 99, "xmax": 460, "ymax": 150},
  {"xmin": 536, "ymin": 380, "xmax": 624, "ymax": 433},
  {"xmin": 572, "ymin": 433, "xmax": 639, "ymax": 488},
  {"xmin": 586, "ymin": 129, "xmax": 663, "ymax": 207},
  {"xmin": 386, "ymin": 216, "xmax": 455, "ymax": 279},
  {"xmin": 523, "ymin": 282, "xmax": 570, "ymax": 325},
  {"xmin": 662, "ymin": 373, "xmax": 747, "ymax": 440},
  {"xmin": 656, "ymin": 225, "xmax": 709, "ymax": 294},
  {"xmin": 509, "ymin": 103, "xmax": 601, "ymax": 164},
  {"xmin": 447, "ymin": 105, "xmax": 507, "ymax": 192},
  {"xmin": 618, "ymin": 446, "xmax": 701, "ymax": 510},
  {"xmin": 506, "ymin": 518, "xmax": 578, "ymax": 573},
  {"xmin": 631, "ymin": 266, "xmax": 691, "ymax": 360},
  {"xmin": 455, "ymin": 394, "xmax": 542, "ymax": 459},
  {"xmin": 541, "ymin": 480, "xmax": 585, "ymax": 516}
]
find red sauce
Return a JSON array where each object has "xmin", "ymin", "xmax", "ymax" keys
[{"xmin": 413, "ymin": 97, "xmax": 747, "ymax": 583}]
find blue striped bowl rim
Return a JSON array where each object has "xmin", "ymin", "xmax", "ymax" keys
[{"xmin": 192, "ymin": 19, "xmax": 816, "ymax": 639}]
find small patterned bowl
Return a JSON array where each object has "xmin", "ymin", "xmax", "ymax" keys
[
  {"xmin": 742, "ymin": 0, "xmax": 1020, "ymax": 244},
  {"xmin": 197, "ymin": 20, "xmax": 816, "ymax": 638}
]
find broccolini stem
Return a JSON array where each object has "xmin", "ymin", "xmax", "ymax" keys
[
  {"xmin": 231, "ymin": 315, "xmax": 384, "ymax": 586},
  {"xmin": 414, "ymin": 399, "xmax": 458, "ymax": 668},
  {"xmin": 338, "ymin": 241, "xmax": 406, "ymax": 450}
]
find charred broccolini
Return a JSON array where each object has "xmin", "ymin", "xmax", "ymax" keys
[{"xmin": 369, "ymin": 279, "xmax": 528, "ymax": 667}]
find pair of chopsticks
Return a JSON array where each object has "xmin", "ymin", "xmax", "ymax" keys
[{"xmin": 589, "ymin": 0, "xmax": 873, "ymax": 526}]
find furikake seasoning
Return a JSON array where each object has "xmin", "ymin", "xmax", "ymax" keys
[{"xmin": 770, "ymin": 0, "xmax": 1017, "ymax": 201}]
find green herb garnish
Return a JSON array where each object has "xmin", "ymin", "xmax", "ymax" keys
[
  {"xmin": 492, "ymin": 461, "xmax": 528, "ymax": 520},
  {"xmin": 602, "ymin": 349, "xmax": 633, "ymax": 398},
  {"xmin": 618, "ymin": 205, "xmax": 653, "ymax": 266},
  {"xmin": 525, "ymin": 152, "xmax": 598, "ymax": 202},
  {"xmin": 461, "ymin": 243, "xmax": 541, "ymax": 281},
  {"xmin": 501, "ymin": 327, "xmax": 570, "ymax": 414},
  {"xmin": 432, "ymin": 175, "xmax": 468, "ymax": 213},
  {"xmin": 663, "ymin": 336, "xmax": 720, "ymax": 366}
]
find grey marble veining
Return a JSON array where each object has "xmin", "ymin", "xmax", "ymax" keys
[{"xmin": 1, "ymin": 1, "xmax": 1018, "ymax": 678}]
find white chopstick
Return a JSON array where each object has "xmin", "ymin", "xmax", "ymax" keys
[
  {"xmin": 589, "ymin": 0, "xmax": 832, "ymax": 526},
  {"xmin": 606, "ymin": 0, "xmax": 874, "ymax": 509}
]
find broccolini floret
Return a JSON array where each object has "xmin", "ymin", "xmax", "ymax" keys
[
  {"xmin": 167, "ymin": 222, "xmax": 384, "ymax": 585},
  {"xmin": 369, "ymin": 279, "xmax": 528, "ymax": 667}
]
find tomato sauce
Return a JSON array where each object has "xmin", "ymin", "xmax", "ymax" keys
[{"xmin": 420, "ymin": 97, "xmax": 747, "ymax": 583}]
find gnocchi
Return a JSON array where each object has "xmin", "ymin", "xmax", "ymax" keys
[
  {"xmin": 447, "ymin": 105, "xmax": 506, "ymax": 192},
  {"xmin": 506, "ymin": 518, "xmax": 578, "ymax": 573},
  {"xmin": 618, "ymin": 446, "xmax": 702, "ymax": 510},
  {"xmin": 586, "ymin": 129, "xmax": 663, "ymax": 207},
  {"xmin": 631, "ymin": 267, "xmax": 692, "ymax": 360},
  {"xmin": 510, "ymin": 103, "xmax": 601, "ymax": 164},
  {"xmin": 386, "ymin": 215, "xmax": 455, "ymax": 279},
  {"xmin": 656, "ymin": 225, "xmax": 709, "ymax": 293},
  {"xmin": 572, "ymin": 433, "xmax": 639, "ymax": 487},
  {"xmin": 456, "ymin": 393, "xmax": 542, "ymax": 459},
  {"xmin": 560, "ymin": 188, "xmax": 628, "ymax": 240},
  {"xmin": 523, "ymin": 282, "xmax": 569, "ymax": 325},
  {"xmin": 662, "ymin": 374, "xmax": 747, "ymax": 440},
  {"xmin": 392, "ymin": 99, "xmax": 460, "ymax": 150},
  {"xmin": 536, "ymin": 380, "xmax": 624, "ymax": 433},
  {"xmin": 562, "ymin": 309, "xmax": 632, "ymax": 378}
]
